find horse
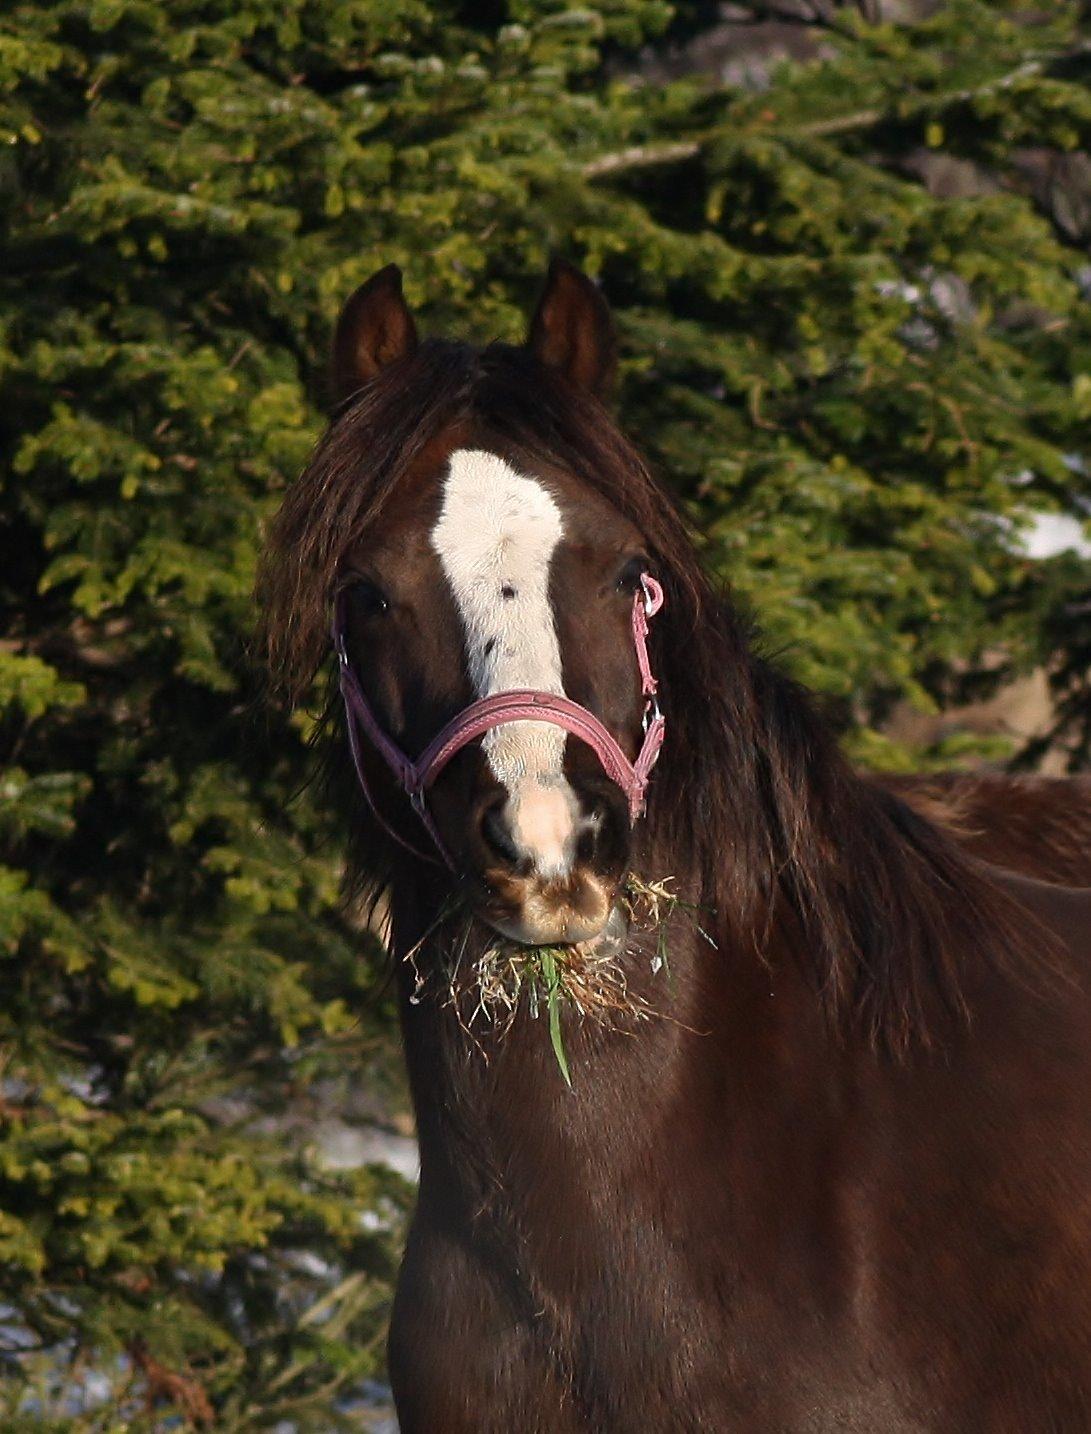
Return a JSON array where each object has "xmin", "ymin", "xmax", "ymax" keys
[{"xmin": 258, "ymin": 260, "xmax": 1091, "ymax": 1432}]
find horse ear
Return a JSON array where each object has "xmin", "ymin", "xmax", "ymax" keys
[
  {"xmin": 331, "ymin": 264, "xmax": 418, "ymax": 401},
  {"xmin": 527, "ymin": 258, "xmax": 616, "ymax": 398}
]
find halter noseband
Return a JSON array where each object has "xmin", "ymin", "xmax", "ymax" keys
[{"xmin": 332, "ymin": 574, "xmax": 667, "ymax": 868}]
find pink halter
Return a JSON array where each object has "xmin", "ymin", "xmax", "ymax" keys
[{"xmin": 332, "ymin": 574, "xmax": 666, "ymax": 868}]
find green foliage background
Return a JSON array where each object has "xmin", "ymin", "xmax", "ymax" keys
[{"xmin": 2, "ymin": 0, "xmax": 1089, "ymax": 1425}]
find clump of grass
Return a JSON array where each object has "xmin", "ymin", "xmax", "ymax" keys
[
  {"xmin": 440, "ymin": 874, "xmax": 715, "ymax": 1087},
  {"xmin": 455, "ymin": 932, "xmax": 650, "ymax": 1088}
]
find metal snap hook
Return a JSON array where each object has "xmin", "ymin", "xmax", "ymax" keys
[{"xmin": 640, "ymin": 572, "xmax": 664, "ymax": 617}]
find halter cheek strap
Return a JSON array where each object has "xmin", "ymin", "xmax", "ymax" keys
[{"xmin": 333, "ymin": 575, "xmax": 666, "ymax": 869}]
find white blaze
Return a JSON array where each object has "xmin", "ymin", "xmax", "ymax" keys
[{"xmin": 431, "ymin": 449, "xmax": 579, "ymax": 877}]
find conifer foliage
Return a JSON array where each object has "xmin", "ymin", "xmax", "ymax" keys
[{"xmin": 1, "ymin": 0, "xmax": 1088, "ymax": 1424}]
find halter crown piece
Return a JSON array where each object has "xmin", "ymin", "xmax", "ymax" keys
[{"xmin": 332, "ymin": 574, "xmax": 666, "ymax": 869}]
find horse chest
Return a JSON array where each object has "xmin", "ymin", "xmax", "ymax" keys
[
  {"xmin": 395, "ymin": 1127, "xmax": 888, "ymax": 1433},
  {"xmin": 392, "ymin": 1201, "xmax": 932, "ymax": 1434}
]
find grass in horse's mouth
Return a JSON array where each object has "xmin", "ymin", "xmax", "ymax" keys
[{"xmin": 431, "ymin": 875, "xmax": 712, "ymax": 1087}]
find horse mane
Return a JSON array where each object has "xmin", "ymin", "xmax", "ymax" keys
[{"xmin": 257, "ymin": 338, "xmax": 1051, "ymax": 1057}]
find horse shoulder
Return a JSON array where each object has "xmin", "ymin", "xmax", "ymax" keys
[{"xmin": 388, "ymin": 1216, "xmax": 584, "ymax": 1434}]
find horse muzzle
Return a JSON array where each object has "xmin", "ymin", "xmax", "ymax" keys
[{"xmin": 476, "ymin": 864, "xmax": 618, "ymax": 946}]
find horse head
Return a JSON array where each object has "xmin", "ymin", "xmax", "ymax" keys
[{"xmin": 264, "ymin": 261, "xmax": 690, "ymax": 947}]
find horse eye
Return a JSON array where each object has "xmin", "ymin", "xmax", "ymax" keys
[
  {"xmin": 616, "ymin": 556, "xmax": 650, "ymax": 594},
  {"xmin": 345, "ymin": 577, "xmax": 389, "ymax": 618}
]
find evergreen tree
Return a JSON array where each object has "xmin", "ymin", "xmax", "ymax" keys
[{"xmin": 1, "ymin": 0, "xmax": 1087, "ymax": 1424}]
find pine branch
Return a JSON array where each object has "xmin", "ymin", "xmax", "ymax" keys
[{"xmin": 583, "ymin": 49, "xmax": 1086, "ymax": 180}]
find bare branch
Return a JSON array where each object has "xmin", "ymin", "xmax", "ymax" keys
[{"xmin": 582, "ymin": 139, "xmax": 702, "ymax": 179}]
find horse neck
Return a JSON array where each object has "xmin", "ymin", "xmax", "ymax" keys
[{"xmin": 385, "ymin": 851, "xmax": 835, "ymax": 1235}]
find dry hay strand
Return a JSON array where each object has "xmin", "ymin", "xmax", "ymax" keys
[
  {"xmin": 432, "ymin": 874, "xmax": 715, "ymax": 1084},
  {"xmin": 460, "ymin": 929, "xmax": 652, "ymax": 1033}
]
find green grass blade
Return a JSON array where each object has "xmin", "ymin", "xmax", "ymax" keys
[{"xmin": 540, "ymin": 950, "xmax": 573, "ymax": 1088}]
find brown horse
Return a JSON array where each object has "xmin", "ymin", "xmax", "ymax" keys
[{"xmin": 259, "ymin": 262, "xmax": 1091, "ymax": 1432}]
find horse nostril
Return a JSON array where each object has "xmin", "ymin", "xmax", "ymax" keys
[{"xmin": 480, "ymin": 801, "xmax": 522, "ymax": 868}]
